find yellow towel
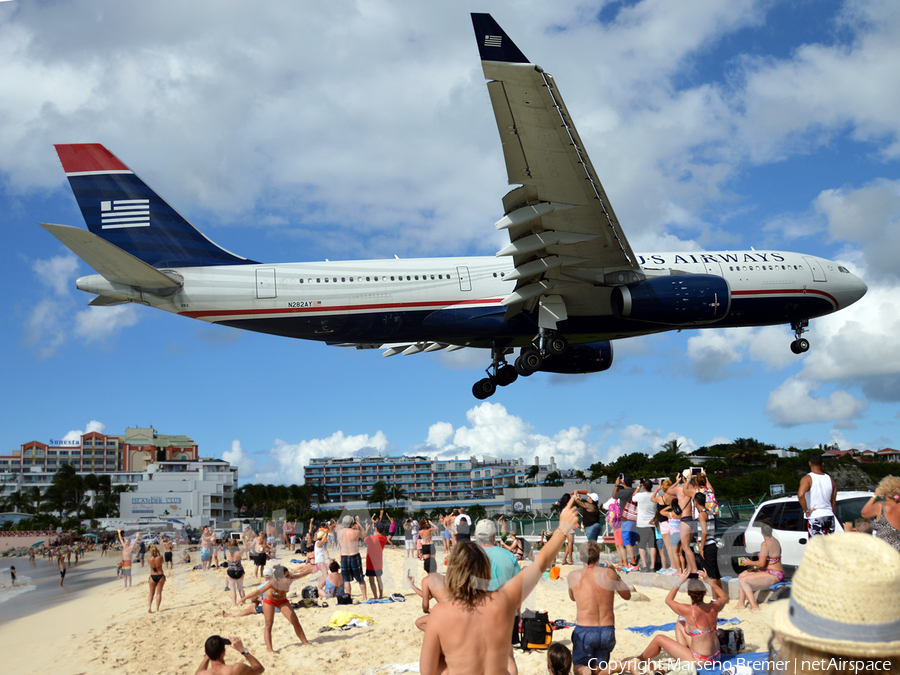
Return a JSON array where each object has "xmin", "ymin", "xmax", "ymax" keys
[{"xmin": 329, "ymin": 610, "xmax": 376, "ymax": 628}]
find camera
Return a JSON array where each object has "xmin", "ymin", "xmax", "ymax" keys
[{"xmin": 222, "ymin": 639, "xmax": 232, "ymax": 645}]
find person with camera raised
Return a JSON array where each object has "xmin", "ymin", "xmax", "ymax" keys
[{"xmin": 195, "ymin": 635, "xmax": 264, "ymax": 675}]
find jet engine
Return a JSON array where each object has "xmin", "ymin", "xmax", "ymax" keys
[
  {"xmin": 540, "ymin": 341, "xmax": 613, "ymax": 374},
  {"xmin": 610, "ymin": 274, "xmax": 730, "ymax": 325}
]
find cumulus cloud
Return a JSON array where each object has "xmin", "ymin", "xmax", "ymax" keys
[
  {"xmin": 250, "ymin": 431, "xmax": 390, "ymax": 484},
  {"xmin": 222, "ymin": 440, "xmax": 256, "ymax": 477},
  {"xmin": 765, "ymin": 377, "xmax": 867, "ymax": 427},
  {"xmin": 32, "ymin": 254, "xmax": 79, "ymax": 296},
  {"xmin": 62, "ymin": 420, "xmax": 107, "ymax": 442},
  {"xmin": 604, "ymin": 425, "xmax": 699, "ymax": 463}
]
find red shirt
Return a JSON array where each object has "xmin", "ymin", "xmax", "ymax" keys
[{"xmin": 365, "ymin": 534, "xmax": 387, "ymax": 571}]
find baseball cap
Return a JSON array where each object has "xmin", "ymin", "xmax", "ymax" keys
[
  {"xmin": 588, "ymin": 493, "xmax": 600, "ymax": 503},
  {"xmin": 262, "ymin": 567, "xmax": 274, "ymax": 578},
  {"xmin": 474, "ymin": 519, "xmax": 496, "ymax": 538},
  {"xmin": 341, "ymin": 515, "xmax": 354, "ymax": 528}
]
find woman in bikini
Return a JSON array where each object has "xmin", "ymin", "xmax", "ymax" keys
[
  {"xmin": 321, "ymin": 560, "xmax": 343, "ymax": 598},
  {"xmin": 147, "ymin": 545, "xmax": 166, "ymax": 613},
  {"xmin": 419, "ymin": 518, "xmax": 437, "ymax": 573},
  {"xmin": 736, "ymin": 521, "xmax": 784, "ymax": 610},
  {"xmin": 630, "ymin": 573, "xmax": 728, "ymax": 668},
  {"xmin": 240, "ymin": 563, "xmax": 316, "ymax": 652},
  {"xmin": 225, "ymin": 535, "xmax": 250, "ymax": 606}
]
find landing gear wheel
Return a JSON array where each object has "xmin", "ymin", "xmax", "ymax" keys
[
  {"xmin": 514, "ymin": 355, "xmax": 534, "ymax": 377},
  {"xmin": 497, "ymin": 364, "xmax": 518, "ymax": 386},
  {"xmin": 791, "ymin": 338, "xmax": 810, "ymax": 354},
  {"xmin": 520, "ymin": 348, "xmax": 543, "ymax": 373},
  {"xmin": 547, "ymin": 335, "xmax": 568, "ymax": 356},
  {"xmin": 472, "ymin": 378, "xmax": 496, "ymax": 400}
]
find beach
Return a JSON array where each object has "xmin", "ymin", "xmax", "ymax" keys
[{"xmin": 1, "ymin": 545, "xmax": 777, "ymax": 675}]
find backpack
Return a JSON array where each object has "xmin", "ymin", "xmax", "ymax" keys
[
  {"xmin": 700, "ymin": 488, "xmax": 720, "ymax": 517},
  {"xmin": 301, "ymin": 585, "xmax": 318, "ymax": 599},
  {"xmin": 519, "ymin": 610, "xmax": 552, "ymax": 650},
  {"xmin": 717, "ymin": 627, "xmax": 745, "ymax": 654},
  {"xmin": 336, "ymin": 593, "xmax": 353, "ymax": 605}
]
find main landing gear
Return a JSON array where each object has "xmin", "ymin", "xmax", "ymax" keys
[
  {"xmin": 472, "ymin": 342, "xmax": 518, "ymax": 400},
  {"xmin": 472, "ymin": 332, "xmax": 569, "ymax": 399},
  {"xmin": 790, "ymin": 319, "xmax": 810, "ymax": 354}
]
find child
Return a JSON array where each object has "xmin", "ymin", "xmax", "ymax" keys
[
  {"xmin": 547, "ymin": 642, "xmax": 572, "ymax": 675},
  {"xmin": 10, "ymin": 566, "xmax": 16, "ymax": 585}
]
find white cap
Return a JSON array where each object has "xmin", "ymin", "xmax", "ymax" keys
[
  {"xmin": 263, "ymin": 567, "xmax": 274, "ymax": 578},
  {"xmin": 588, "ymin": 493, "xmax": 600, "ymax": 503}
]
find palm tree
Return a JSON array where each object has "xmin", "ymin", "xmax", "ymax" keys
[
  {"xmin": 388, "ymin": 484, "xmax": 408, "ymax": 508},
  {"xmin": 3, "ymin": 490, "xmax": 35, "ymax": 514},
  {"xmin": 367, "ymin": 481, "xmax": 390, "ymax": 508}
]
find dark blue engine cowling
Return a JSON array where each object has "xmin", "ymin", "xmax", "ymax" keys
[
  {"xmin": 542, "ymin": 341, "xmax": 613, "ymax": 374},
  {"xmin": 610, "ymin": 274, "xmax": 730, "ymax": 325}
]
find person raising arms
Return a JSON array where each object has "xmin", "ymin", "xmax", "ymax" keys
[
  {"xmin": 419, "ymin": 501, "xmax": 579, "ymax": 675},
  {"xmin": 195, "ymin": 635, "xmax": 264, "ymax": 675}
]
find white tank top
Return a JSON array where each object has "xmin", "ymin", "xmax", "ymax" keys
[
  {"xmin": 807, "ymin": 472, "xmax": 835, "ymax": 518},
  {"xmin": 314, "ymin": 541, "xmax": 326, "ymax": 564}
]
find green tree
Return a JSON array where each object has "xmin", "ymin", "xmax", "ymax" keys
[
  {"xmin": 527, "ymin": 465, "xmax": 540, "ymax": 482},
  {"xmin": 388, "ymin": 484, "xmax": 408, "ymax": 507},
  {"xmin": 543, "ymin": 471, "xmax": 563, "ymax": 486},
  {"xmin": 367, "ymin": 481, "xmax": 390, "ymax": 508}
]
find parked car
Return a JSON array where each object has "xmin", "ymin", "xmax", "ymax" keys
[{"xmin": 741, "ymin": 490, "xmax": 874, "ymax": 572}]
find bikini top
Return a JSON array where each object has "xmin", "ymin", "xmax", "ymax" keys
[
  {"xmin": 767, "ymin": 556, "xmax": 782, "ymax": 563},
  {"xmin": 686, "ymin": 605, "xmax": 715, "ymax": 637}
]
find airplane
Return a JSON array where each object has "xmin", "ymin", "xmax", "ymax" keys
[{"xmin": 42, "ymin": 13, "xmax": 867, "ymax": 399}]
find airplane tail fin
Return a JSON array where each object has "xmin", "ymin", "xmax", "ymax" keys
[{"xmin": 54, "ymin": 144, "xmax": 257, "ymax": 268}]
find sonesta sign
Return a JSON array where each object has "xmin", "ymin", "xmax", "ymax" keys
[{"xmin": 49, "ymin": 439, "xmax": 81, "ymax": 447}]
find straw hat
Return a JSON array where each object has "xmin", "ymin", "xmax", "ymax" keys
[{"xmin": 769, "ymin": 533, "xmax": 900, "ymax": 656}]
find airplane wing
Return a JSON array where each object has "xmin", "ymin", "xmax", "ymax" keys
[{"xmin": 471, "ymin": 14, "xmax": 642, "ymax": 318}]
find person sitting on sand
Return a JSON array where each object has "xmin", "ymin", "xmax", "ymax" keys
[
  {"xmin": 195, "ymin": 634, "xmax": 263, "ymax": 675},
  {"xmin": 419, "ymin": 501, "xmax": 579, "ymax": 675},
  {"xmin": 500, "ymin": 532, "xmax": 524, "ymax": 560},
  {"xmin": 408, "ymin": 568, "xmax": 450, "ymax": 632},
  {"xmin": 147, "ymin": 545, "xmax": 166, "ymax": 613},
  {"xmin": 736, "ymin": 521, "xmax": 784, "ymax": 611},
  {"xmin": 625, "ymin": 573, "xmax": 728, "ymax": 670},
  {"xmin": 548, "ymin": 642, "xmax": 573, "ymax": 675},
  {"xmin": 320, "ymin": 560, "xmax": 343, "ymax": 598},
  {"xmin": 239, "ymin": 563, "xmax": 316, "ymax": 652}
]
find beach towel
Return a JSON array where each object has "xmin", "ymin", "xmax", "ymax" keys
[
  {"xmin": 329, "ymin": 610, "xmax": 375, "ymax": 628},
  {"xmin": 626, "ymin": 617, "xmax": 741, "ymax": 637},
  {"xmin": 360, "ymin": 663, "xmax": 420, "ymax": 675},
  {"xmin": 361, "ymin": 598, "xmax": 394, "ymax": 604}
]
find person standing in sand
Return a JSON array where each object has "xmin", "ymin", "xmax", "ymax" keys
[
  {"xmin": 195, "ymin": 634, "xmax": 264, "ymax": 675},
  {"xmin": 200, "ymin": 527, "xmax": 214, "ymax": 571},
  {"xmin": 798, "ymin": 453, "xmax": 837, "ymax": 537},
  {"xmin": 419, "ymin": 501, "xmax": 579, "ymax": 675},
  {"xmin": 162, "ymin": 535, "xmax": 175, "ymax": 571},
  {"xmin": 147, "ymin": 545, "xmax": 166, "ymax": 613},
  {"xmin": 567, "ymin": 541, "xmax": 632, "ymax": 675},
  {"xmin": 239, "ymin": 563, "xmax": 316, "ymax": 652},
  {"xmin": 338, "ymin": 516, "xmax": 368, "ymax": 601},
  {"xmin": 118, "ymin": 529, "xmax": 139, "ymax": 589},
  {"xmin": 58, "ymin": 550, "xmax": 67, "ymax": 587}
]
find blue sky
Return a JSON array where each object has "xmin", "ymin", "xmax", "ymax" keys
[{"xmin": 2, "ymin": 0, "xmax": 899, "ymax": 485}]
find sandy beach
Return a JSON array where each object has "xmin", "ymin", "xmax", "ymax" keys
[{"xmin": 1, "ymin": 544, "xmax": 777, "ymax": 675}]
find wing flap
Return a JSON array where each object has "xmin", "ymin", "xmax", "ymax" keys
[{"xmin": 41, "ymin": 223, "xmax": 182, "ymax": 290}]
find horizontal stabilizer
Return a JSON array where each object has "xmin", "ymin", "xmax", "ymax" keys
[
  {"xmin": 89, "ymin": 295, "xmax": 129, "ymax": 307},
  {"xmin": 40, "ymin": 223, "xmax": 182, "ymax": 290}
]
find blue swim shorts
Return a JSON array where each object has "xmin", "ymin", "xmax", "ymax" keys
[
  {"xmin": 200, "ymin": 547, "xmax": 211, "ymax": 561},
  {"xmin": 341, "ymin": 553, "xmax": 364, "ymax": 584},
  {"xmin": 572, "ymin": 625, "xmax": 616, "ymax": 668},
  {"xmin": 621, "ymin": 521, "xmax": 638, "ymax": 547}
]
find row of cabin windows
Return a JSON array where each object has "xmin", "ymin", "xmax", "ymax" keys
[
  {"xmin": 297, "ymin": 272, "xmax": 506, "ymax": 284},
  {"xmin": 728, "ymin": 264, "xmax": 803, "ymax": 272}
]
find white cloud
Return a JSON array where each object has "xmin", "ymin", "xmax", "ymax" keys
[
  {"xmin": 32, "ymin": 254, "xmax": 79, "ymax": 296},
  {"xmin": 73, "ymin": 305, "xmax": 140, "ymax": 344},
  {"xmin": 604, "ymin": 424, "xmax": 698, "ymax": 463},
  {"xmin": 425, "ymin": 422, "xmax": 454, "ymax": 448},
  {"xmin": 251, "ymin": 431, "xmax": 390, "ymax": 484},
  {"xmin": 765, "ymin": 377, "xmax": 867, "ymax": 427},
  {"xmin": 222, "ymin": 439, "xmax": 256, "ymax": 477},
  {"xmin": 62, "ymin": 420, "xmax": 107, "ymax": 442}
]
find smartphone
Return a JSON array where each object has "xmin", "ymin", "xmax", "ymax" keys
[
  {"xmin": 687, "ymin": 573, "xmax": 699, "ymax": 579},
  {"xmin": 223, "ymin": 639, "xmax": 232, "ymax": 645}
]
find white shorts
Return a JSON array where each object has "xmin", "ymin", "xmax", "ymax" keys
[
  {"xmin": 405, "ymin": 539, "xmax": 414, "ymax": 550},
  {"xmin": 267, "ymin": 536, "xmax": 276, "ymax": 546},
  {"xmin": 290, "ymin": 535, "xmax": 296, "ymax": 545}
]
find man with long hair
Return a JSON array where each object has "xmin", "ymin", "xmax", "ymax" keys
[{"xmin": 419, "ymin": 501, "xmax": 579, "ymax": 675}]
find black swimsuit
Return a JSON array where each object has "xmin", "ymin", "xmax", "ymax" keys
[{"xmin": 227, "ymin": 559, "xmax": 245, "ymax": 579}]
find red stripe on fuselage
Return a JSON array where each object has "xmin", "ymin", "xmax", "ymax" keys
[
  {"xmin": 179, "ymin": 297, "xmax": 505, "ymax": 320},
  {"xmin": 731, "ymin": 287, "xmax": 838, "ymax": 308}
]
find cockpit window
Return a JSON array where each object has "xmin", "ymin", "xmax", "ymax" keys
[{"xmin": 838, "ymin": 266, "xmax": 850, "ymax": 273}]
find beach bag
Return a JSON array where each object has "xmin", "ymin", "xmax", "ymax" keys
[
  {"xmin": 301, "ymin": 585, "xmax": 318, "ymax": 599},
  {"xmin": 622, "ymin": 499, "xmax": 638, "ymax": 522},
  {"xmin": 520, "ymin": 610, "xmax": 552, "ymax": 650},
  {"xmin": 717, "ymin": 627, "xmax": 745, "ymax": 654},
  {"xmin": 336, "ymin": 593, "xmax": 353, "ymax": 605},
  {"xmin": 389, "ymin": 593, "xmax": 405, "ymax": 602},
  {"xmin": 700, "ymin": 488, "xmax": 720, "ymax": 517},
  {"xmin": 605, "ymin": 500, "xmax": 621, "ymax": 528}
]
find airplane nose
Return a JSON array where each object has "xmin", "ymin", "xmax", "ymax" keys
[{"xmin": 844, "ymin": 273, "xmax": 868, "ymax": 308}]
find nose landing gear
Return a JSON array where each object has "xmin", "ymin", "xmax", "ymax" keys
[{"xmin": 790, "ymin": 320, "xmax": 810, "ymax": 354}]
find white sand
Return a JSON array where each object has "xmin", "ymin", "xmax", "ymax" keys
[{"xmin": 1, "ymin": 545, "xmax": 777, "ymax": 675}]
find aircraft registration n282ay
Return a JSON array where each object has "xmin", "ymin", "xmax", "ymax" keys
[{"xmin": 43, "ymin": 14, "xmax": 866, "ymax": 399}]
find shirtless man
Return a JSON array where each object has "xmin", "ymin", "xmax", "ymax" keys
[
  {"xmin": 419, "ymin": 501, "xmax": 579, "ymax": 675},
  {"xmin": 338, "ymin": 516, "xmax": 368, "ymax": 601},
  {"xmin": 194, "ymin": 635, "xmax": 264, "ymax": 675},
  {"xmin": 117, "ymin": 529, "xmax": 139, "ymax": 589},
  {"xmin": 163, "ymin": 535, "xmax": 175, "ymax": 571},
  {"xmin": 58, "ymin": 550, "xmax": 67, "ymax": 587},
  {"xmin": 567, "ymin": 541, "xmax": 632, "ymax": 675},
  {"xmin": 265, "ymin": 522, "xmax": 277, "ymax": 558},
  {"xmin": 200, "ymin": 527, "xmax": 214, "ymax": 571}
]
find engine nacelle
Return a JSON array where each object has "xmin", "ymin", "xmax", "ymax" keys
[
  {"xmin": 541, "ymin": 341, "xmax": 613, "ymax": 374},
  {"xmin": 610, "ymin": 274, "xmax": 730, "ymax": 325}
]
